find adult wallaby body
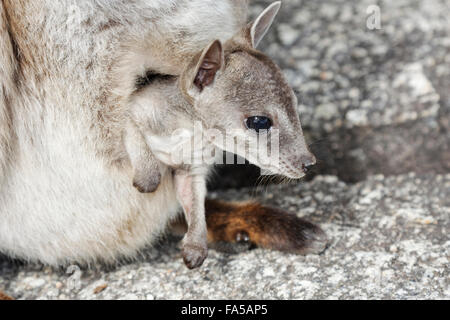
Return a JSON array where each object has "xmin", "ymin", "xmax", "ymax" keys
[{"xmin": 0, "ymin": 0, "xmax": 327, "ymax": 287}]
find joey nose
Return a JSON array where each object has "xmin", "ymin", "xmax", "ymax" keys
[{"xmin": 300, "ymin": 154, "xmax": 316, "ymax": 173}]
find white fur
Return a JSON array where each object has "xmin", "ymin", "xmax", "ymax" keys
[{"xmin": 0, "ymin": 0, "xmax": 248, "ymax": 265}]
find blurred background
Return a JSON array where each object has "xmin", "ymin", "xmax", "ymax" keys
[{"xmin": 212, "ymin": 0, "xmax": 449, "ymax": 189}]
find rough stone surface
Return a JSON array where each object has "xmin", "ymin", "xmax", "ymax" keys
[{"xmin": 1, "ymin": 174, "xmax": 448, "ymax": 300}]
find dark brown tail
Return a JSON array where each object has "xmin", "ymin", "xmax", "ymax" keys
[
  {"xmin": 204, "ymin": 199, "xmax": 328, "ymax": 254},
  {"xmin": 0, "ymin": 290, "xmax": 14, "ymax": 300}
]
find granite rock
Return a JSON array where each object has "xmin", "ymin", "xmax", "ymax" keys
[{"xmin": 1, "ymin": 174, "xmax": 448, "ymax": 300}]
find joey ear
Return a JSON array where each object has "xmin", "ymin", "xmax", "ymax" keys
[
  {"xmin": 249, "ymin": 1, "xmax": 281, "ymax": 48},
  {"xmin": 193, "ymin": 40, "xmax": 224, "ymax": 92}
]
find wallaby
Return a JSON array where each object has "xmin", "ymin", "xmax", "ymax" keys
[
  {"xmin": 122, "ymin": 11, "xmax": 322, "ymax": 267},
  {"xmin": 0, "ymin": 0, "xmax": 327, "ymax": 298}
]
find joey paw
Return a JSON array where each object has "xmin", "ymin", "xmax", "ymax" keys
[
  {"xmin": 133, "ymin": 172, "xmax": 161, "ymax": 193},
  {"xmin": 182, "ymin": 242, "xmax": 208, "ymax": 269}
]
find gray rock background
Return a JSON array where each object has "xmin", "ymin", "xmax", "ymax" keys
[
  {"xmin": 1, "ymin": 174, "xmax": 448, "ymax": 299},
  {"xmin": 1, "ymin": 0, "xmax": 449, "ymax": 300}
]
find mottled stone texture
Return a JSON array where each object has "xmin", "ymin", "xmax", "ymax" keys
[
  {"xmin": 1, "ymin": 0, "xmax": 449, "ymax": 300},
  {"xmin": 1, "ymin": 174, "xmax": 448, "ymax": 299}
]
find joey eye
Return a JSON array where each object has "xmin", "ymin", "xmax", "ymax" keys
[{"xmin": 245, "ymin": 116, "xmax": 273, "ymax": 133}]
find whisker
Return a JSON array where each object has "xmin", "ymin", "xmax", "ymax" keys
[
  {"xmin": 252, "ymin": 175, "xmax": 264, "ymax": 197},
  {"xmin": 308, "ymin": 137, "xmax": 330, "ymax": 146}
]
